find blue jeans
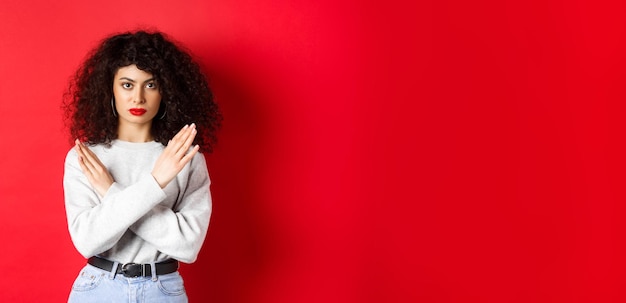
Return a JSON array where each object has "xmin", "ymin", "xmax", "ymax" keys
[{"xmin": 67, "ymin": 264, "xmax": 188, "ymax": 303}]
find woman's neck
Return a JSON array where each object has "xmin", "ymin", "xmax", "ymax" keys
[{"xmin": 117, "ymin": 122, "xmax": 154, "ymax": 142}]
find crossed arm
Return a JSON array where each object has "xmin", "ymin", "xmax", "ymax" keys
[
  {"xmin": 65, "ymin": 124, "xmax": 211, "ymax": 263},
  {"xmin": 75, "ymin": 123, "xmax": 200, "ymax": 196}
]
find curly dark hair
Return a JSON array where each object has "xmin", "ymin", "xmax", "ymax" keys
[{"xmin": 62, "ymin": 30, "xmax": 221, "ymax": 153}]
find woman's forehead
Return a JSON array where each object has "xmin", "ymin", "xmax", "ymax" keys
[{"xmin": 114, "ymin": 64, "xmax": 155, "ymax": 81}]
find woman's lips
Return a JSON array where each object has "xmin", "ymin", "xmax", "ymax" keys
[{"xmin": 129, "ymin": 108, "xmax": 147, "ymax": 116}]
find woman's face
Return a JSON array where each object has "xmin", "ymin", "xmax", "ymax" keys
[{"xmin": 112, "ymin": 64, "xmax": 162, "ymax": 128}]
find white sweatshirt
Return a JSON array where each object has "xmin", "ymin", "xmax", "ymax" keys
[{"xmin": 63, "ymin": 140, "xmax": 212, "ymax": 264}]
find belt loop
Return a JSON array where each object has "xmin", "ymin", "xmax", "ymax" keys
[
  {"xmin": 150, "ymin": 261, "xmax": 157, "ymax": 282},
  {"xmin": 109, "ymin": 261, "xmax": 119, "ymax": 280}
]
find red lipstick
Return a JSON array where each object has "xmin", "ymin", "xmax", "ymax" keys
[{"xmin": 129, "ymin": 108, "xmax": 147, "ymax": 116}]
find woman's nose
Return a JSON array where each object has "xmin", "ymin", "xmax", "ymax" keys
[{"xmin": 133, "ymin": 89, "xmax": 145, "ymax": 104}]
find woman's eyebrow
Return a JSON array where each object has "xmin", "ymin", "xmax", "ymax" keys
[
  {"xmin": 119, "ymin": 77, "xmax": 136, "ymax": 82},
  {"xmin": 118, "ymin": 77, "xmax": 156, "ymax": 83}
]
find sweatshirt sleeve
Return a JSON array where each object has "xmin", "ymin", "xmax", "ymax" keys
[
  {"xmin": 128, "ymin": 152, "xmax": 212, "ymax": 263},
  {"xmin": 63, "ymin": 149, "xmax": 167, "ymax": 258}
]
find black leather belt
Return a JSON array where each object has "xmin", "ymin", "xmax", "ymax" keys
[{"xmin": 88, "ymin": 256, "xmax": 179, "ymax": 278}]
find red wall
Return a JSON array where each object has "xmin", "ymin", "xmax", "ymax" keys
[{"xmin": 1, "ymin": 0, "xmax": 626, "ymax": 302}]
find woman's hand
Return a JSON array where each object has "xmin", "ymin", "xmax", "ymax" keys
[
  {"xmin": 75, "ymin": 139, "xmax": 115, "ymax": 197},
  {"xmin": 151, "ymin": 124, "xmax": 200, "ymax": 188}
]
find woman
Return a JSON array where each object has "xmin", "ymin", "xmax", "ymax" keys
[{"xmin": 62, "ymin": 30, "xmax": 221, "ymax": 302}]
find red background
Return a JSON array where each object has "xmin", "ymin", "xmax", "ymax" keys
[{"xmin": 1, "ymin": 0, "xmax": 625, "ymax": 302}]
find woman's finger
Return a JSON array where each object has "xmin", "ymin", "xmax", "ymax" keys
[
  {"xmin": 150, "ymin": 124, "xmax": 200, "ymax": 188},
  {"xmin": 74, "ymin": 139, "xmax": 115, "ymax": 197},
  {"xmin": 175, "ymin": 126, "xmax": 197, "ymax": 159},
  {"xmin": 169, "ymin": 124, "xmax": 196, "ymax": 156},
  {"xmin": 163, "ymin": 125, "xmax": 186, "ymax": 154},
  {"xmin": 75, "ymin": 141, "xmax": 94, "ymax": 174},
  {"xmin": 171, "ymin": 124, "xmax": 190, "ymax": 144},
  {"xmin": 78, "ymin": 142, "xmax": 101, "ymax": 166},
  {"xmin": 76, "ymin": 154, "xmax": 90, "ymax": 175},
  {"xmin": 75, "ymin": 140, "xmax": 104, "ymax": 176},
  {"xmin": 180, "ymin": 144, "xmax": 200, "ymax": 164}
]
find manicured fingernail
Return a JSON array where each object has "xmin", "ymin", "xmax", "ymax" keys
[
  {"xmin": 183, "ymin": 124, "xmax": 189, "ymax": 129},
  {"xmin": 190, "ymin": 123, "xmax": 196, "ymax": 128}
]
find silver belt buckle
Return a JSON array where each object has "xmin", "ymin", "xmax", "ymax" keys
[{"xmin": 121, "ymin": 263, "xmax": 144, "ymax": 277}]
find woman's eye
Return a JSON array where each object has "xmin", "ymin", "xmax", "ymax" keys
[
  {"xmin": 122, "ymin": 83, "xmax": 132, "ymax": 89},
  {"xmin": 146, "ymin": 82, "xmax": 157, "ymax": 89}
]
